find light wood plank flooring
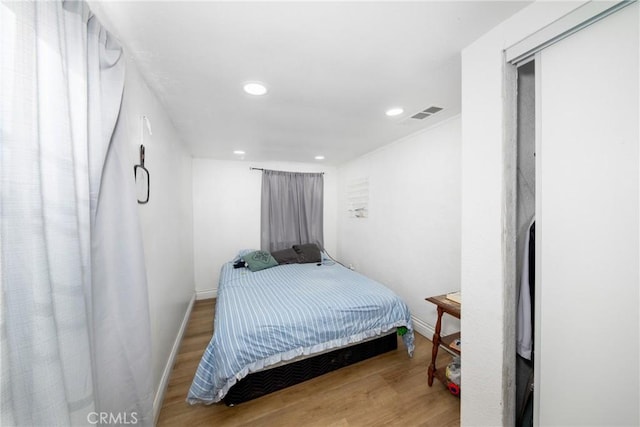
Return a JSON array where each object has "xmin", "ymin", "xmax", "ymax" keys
[{"xmin": 158, "ymin": 299, "xmax": 460, "ymax": 426}]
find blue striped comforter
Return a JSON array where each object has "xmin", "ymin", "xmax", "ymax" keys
[{"xmin": 187, "ymin": 261, "xmax": 415, "ymax": 404}]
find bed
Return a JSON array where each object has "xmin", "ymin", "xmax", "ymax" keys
[{"xmin": 187, "ymin": 252, "xmax": 415, "ymax": 405}]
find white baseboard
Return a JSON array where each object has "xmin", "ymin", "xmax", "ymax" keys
[
  {"xmin": 411, "ymin": 315, "xmax": 435, "ymax": 340},
  {"xmin": 153, "ymin": 294, "xmax": 195, "ymax": 425},
  {"xmin": 196, "ymin": 288, "xmax": 217, "ymax": 300}
]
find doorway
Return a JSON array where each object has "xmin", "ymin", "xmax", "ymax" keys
[
  {"xmin": 508, "ymin": 2, "xmax": 639, "ymax": 425},
  {"xmin": 514, "ymin": 59, "xmax": 535, "ymax": 427}
]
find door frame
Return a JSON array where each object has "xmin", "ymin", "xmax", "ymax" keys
[{"xmin": 502, "ymin": 1, "xmax": 634, "ymax": 424}]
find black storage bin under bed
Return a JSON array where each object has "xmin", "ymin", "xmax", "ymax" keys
[{"xmin": 224, "ymin": 332, "xmax": 398, "ymax": 405}]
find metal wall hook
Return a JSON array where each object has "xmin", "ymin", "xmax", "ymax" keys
[
  {"xmin": 139, "ymin": 144, "xmax": 146, "ymax": 167},
  {"xmin": 134, "ymin": 144, "xmax": 150, "ymax": 204},
  {"xmin": 134, "ymin": 116, "xmax": 152, "ymax": 204}
]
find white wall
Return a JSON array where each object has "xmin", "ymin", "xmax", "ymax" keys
[
  {"xmin": 119, "ymin": 57, "xmax": 194, "ymax": 415},
  {"xmin": 336, "ymin": 116, "xmax": 461, "ymax": 338},
  {"xmin": 89, "ymin": 2, "xmax": 195, "ymax": 415},
  {"xmin": 192, "ymin": 160, "xmax": 337, "ymax": 297},
  {"xmin": 460, "ymin": 1, "xmax": 589, "ymax": 425}
]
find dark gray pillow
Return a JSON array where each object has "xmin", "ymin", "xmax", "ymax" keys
[
  {"xmin": 271, "ymin": 248, "xmax": 299, "ymax": 265},
  {"xmin": 292, "ymin": 243, "xmax": 322, "ymax": 263}
]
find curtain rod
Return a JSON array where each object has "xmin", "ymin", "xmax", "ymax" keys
[{"xmin": 250, "ymin": 167, "xmax": 324, "ymax": 175}]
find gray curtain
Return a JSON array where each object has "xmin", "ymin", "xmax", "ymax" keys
[{"xmin": 261, "ymin": 170, "xmax": 324, "ymax": 252}]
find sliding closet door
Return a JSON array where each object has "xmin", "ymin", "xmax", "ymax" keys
[{"xmin": 536, "ymin": 3, "xmax": 638, "ymax": 425}]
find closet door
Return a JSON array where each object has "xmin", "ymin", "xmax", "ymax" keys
[{"xmin": 536, "ymin": 3, "xmax": 638, "ymax": 425}]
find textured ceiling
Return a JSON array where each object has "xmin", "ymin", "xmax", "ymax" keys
[{"xmin": 92, "ymin": 1, "xmax": 531, "ymax": 165}]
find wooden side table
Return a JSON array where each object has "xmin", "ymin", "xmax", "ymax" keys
[{"xmin": 425, "ymin": 294, "xmax": 461, "ymax": 387}]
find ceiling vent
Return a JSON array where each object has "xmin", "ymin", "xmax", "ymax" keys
[{"xmin": 410, "ymin": 105, "xmax": 443, "ymax": 120}]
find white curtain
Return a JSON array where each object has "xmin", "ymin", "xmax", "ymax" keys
[{"xmin": 1, "ymin": 1, "xmax": 153, "ymax": 425}]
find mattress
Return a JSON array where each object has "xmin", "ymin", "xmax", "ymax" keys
[{"xmin": 187, "ymin": 259, "xmax": 415, "ymax": 404}]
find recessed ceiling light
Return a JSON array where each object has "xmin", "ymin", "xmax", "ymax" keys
[
  {"xmin": 385, "ymin": 107, "xmax": 404, "ymax": 117},
  {"xmin": 243, "ymin": 82, "xmax": 268, "ymax": 96},
  {"xmin": 315, "ymin": 155, "xmax": 325, "ymax": 160},
  {"xmin": 233, "ymin": 150, "xmax": 245, "ymax": 155}
]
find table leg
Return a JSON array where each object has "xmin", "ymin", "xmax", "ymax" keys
[{"xmin": 428, "ymin": 307, "xmax": 444, "ymax": 386}]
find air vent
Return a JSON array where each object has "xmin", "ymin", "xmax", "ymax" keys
[
  {"xmin": 424, "ymin": 106, "xmax": 443, "ymax": 114},
  {"xmin": 410, "ymin": 105, "xmax": 444, "ymax": 120}
]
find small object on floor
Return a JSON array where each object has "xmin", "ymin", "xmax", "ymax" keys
[
  {"xmin": 447, "ymin": 382, "xmax": 461, "ymax": 396},
  {"xmin": 445, "ymin": 356, "xmax": 461, "ymax": 396}
]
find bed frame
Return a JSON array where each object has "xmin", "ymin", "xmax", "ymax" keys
[{"xmin": 223, "ymin": 332, "xmax": 398, "ymax": 405}]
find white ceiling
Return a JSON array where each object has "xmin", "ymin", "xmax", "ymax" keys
[{"xmin": 93, "ymin": 1, "xmax": 531, "ymax": 165}]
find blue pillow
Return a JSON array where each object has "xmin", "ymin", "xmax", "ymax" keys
[{"xmin": 244, "ymin": 250, "xmax": 279, "ymax": 272}]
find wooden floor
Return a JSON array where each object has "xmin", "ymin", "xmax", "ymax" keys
[{"xmin": 158, "ymin": 299, "xmax": 460, "ymax": 426}]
